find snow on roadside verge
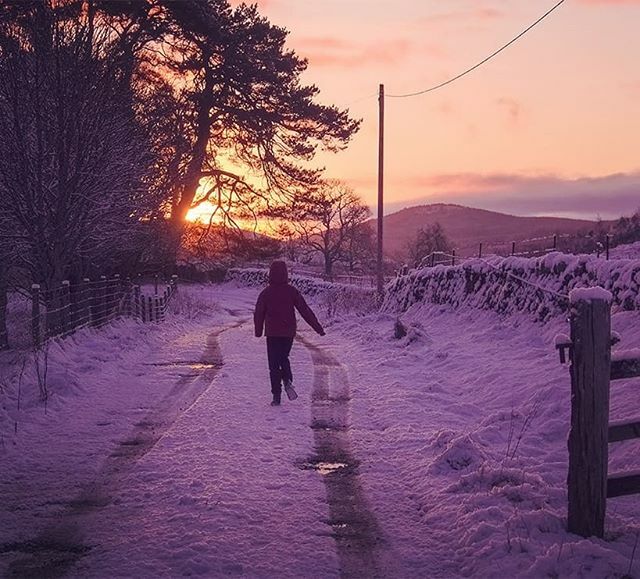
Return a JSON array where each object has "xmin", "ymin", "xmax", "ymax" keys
[{"xmin": 335, "ymin": 296, "xmax": 640, "ymax": 577}]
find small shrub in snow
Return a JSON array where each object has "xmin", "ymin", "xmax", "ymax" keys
[
  {"xmin": 427, "ymin": 433, "xmax": 488, "ymax": 474},
  {"xmin": 393, "ymin": 318, "xmax": 407, "ymax": 339}
]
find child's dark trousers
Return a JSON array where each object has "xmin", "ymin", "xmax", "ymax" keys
[{"xmin": 266, "ymin": 337, "xmax": 294, "ymax": 399}]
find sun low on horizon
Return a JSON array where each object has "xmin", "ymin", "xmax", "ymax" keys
[{"xmin": 186, "ymin": 201, "xmax": 223, "ymax": 224}]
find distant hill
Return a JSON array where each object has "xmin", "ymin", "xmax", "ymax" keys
[{"xmin": 369, "ymin": 203, "xmax": 602, "ymax": 258}]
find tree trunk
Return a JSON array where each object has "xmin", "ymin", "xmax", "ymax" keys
[
  {"xmin": 324, "ymin": 255, "xmax": 333, "ymax": 279},
  {"xmin": 171, "ymin": 55, "xmax": 216, "ymax": 230}
]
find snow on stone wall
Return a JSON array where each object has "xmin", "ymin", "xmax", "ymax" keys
[
  {"xmin": 226, "ymin": 268, "xmax": 377, "ymax": 317},
  {"xmin": 383, "ymin": 252, "xmax": 640, "ymax": 321},
  {"xmin": 611, "ymin": 240, "xmax": 640, "ymax": 260}
]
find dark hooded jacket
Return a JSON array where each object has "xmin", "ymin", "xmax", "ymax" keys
[{"xmin": 254, "ymin": 261, "xmax": 324, "ymax": 338}]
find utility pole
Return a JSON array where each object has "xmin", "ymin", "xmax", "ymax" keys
[{"xmin": 377, "ymin": 83, "xmax": 385, "ymax": 296}]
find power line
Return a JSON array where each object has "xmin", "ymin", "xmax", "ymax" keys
[
  {"xmin": 387, "ymin": 0, "xmax": 567, "ymax": 99},
  {"xmin": 343, "ymin": 91, "xmax": 379, "ymax": 108}
]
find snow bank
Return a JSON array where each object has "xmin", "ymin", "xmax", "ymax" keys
[
  {"xmin": 226, "ymin": 268, "xmax": 377, "ymax": 317},
  {"xmin": 611, "ymin": 241, "xmax": 640, "ymax": 260},
  {"xmin": 329, "ymin": 298, "xmax": 640, "ymax": 577},
  {"xmin": 384, "ymin": 252, "xmax": 640, "ymax": 321}
]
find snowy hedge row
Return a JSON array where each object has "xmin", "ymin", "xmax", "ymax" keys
[
  {"xmin": 383, "ymin": 252, "xmax": 640, "ymax": 321},
  {"xmin": 226, "ymin": 268, "xmax": 377, "ymax": 317}
]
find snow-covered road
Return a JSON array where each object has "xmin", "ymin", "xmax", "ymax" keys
[{"xmin": 2, "ymin": 283, "xmax": 640, "ymax": 578}]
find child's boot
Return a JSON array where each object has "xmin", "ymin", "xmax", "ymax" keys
[{"xmin": 284, "ymin": 379, "xmax": 298, "ymax": 401}]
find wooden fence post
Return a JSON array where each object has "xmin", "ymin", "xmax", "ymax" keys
[
  {"xmin": 511, "ymin": 241, "xmax": 516, "ymax": 256},
  {"xmin": 113, "ymin": 274, "xmax": 121, "ymax": 317},
  {"xmin": 101, "ymin": 275, "xmax": 109, "ymax": 326},
  {"xmin": 553, "ymin": 234, "xmax": 558, "ymax": 250},
  {"xmin": 141, "ymin": 292, "xmax": 147, "ymax": 322},
  {"xmin": 478, "ymin": 243, "xmax": 483, "ymax": 258},
  {"xmin": 0, "ymin": 276, "xmax": 8, "ymax": 350},
  {"xmin": 451, "ymin": 250, "xmax": 456, "ymax": 267},
  {"xmin": 134, "ymin": 285, "xmax": 141, "ymax": 319},
  {"xmin": 123, "ymin": 277, "xmax": 131, "ymax": 316},
  {"xmin": 61, "ymin": 280, "xmax": 71, "ymax": 336},
  {"xmin": 154, "ymin": 274, "xmax": 159, "ymax": 295},
  {"xmin": 567, "ymin": 289, "xmax": 612, "ymax": 538},
  {"xmin": 31, "ymin": 284, "xmax": 41, "ymax": 348},
  {"xmin": 171, "ymin": 274, "xmax": 178, "ymax": 295},
  {"xmin": 606, "ymin": 235, "xmax": 610, "ymax": 261},
  {"xmin": 79, "ymin": 278, "xmax": 91, "ymax": 327}
]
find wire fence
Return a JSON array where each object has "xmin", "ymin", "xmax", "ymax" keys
[
  {"xmin": 410, "ymin": 232, "xmax": 617, "ymax": 271},
  {"xmin": 1, "ymin": 274, "xmax": 179, "ymax": 351}
]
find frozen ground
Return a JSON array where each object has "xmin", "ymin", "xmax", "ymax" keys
[{"xmin": 1, "ymin": 282, "xmax": 640, "ymax": 578}]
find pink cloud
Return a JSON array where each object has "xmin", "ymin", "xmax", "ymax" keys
[
  {"xmin": 384, "ymin": 172, "xmax": 640, "ymax": 219},
  {"xmin": 420, "ymin": 7, "xmax": 504, "ymax": 28},
  {"xmin": 495, "ymin": 97, "xmax": 523, "ymax": 126},
  {"xmin": 295, "ymin": 37, "xmax": 411, "ymax": 68},
  {"xmin": 579, "ymin": 0, "xmax": 640, "ymax": 4}
]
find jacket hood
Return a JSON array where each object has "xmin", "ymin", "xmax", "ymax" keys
[{"xmin": 268, "ymin": 260, "xmax": 288, "ymax": 285}]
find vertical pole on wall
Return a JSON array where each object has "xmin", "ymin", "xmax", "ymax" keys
[
  {"xmin": 478, "ymin": 243, "xmax": 483, "ymax": 259},
  {"xmin": 511, "ymin": 241, "xmax": 516, "ymax": 256},
  {"xmin": 376, "ymin": 83, "xmax": 385, "ymax": 297},
  {"xmin": 553, "ymin": 234, "xmax": 558, "ymax": 250}
]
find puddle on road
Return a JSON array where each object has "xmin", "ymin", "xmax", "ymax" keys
[
  {"xmin": 296, "ymin": 459, "xmax": 351, "ymax": 475},
  {"xmin": 145, "ymin": 361, "xmax": 224, "ymax": 370}
]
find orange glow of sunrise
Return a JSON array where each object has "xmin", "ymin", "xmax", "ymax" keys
[{"xmin": 186, "ymin": 201, "xmax": 223, "ymax": 224}]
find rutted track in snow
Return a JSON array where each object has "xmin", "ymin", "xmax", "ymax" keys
[
  {"xmin": 5, "ymin": 318, "xmax": 248, "ymax": 577},
  {"xmin": 298, "ymin": 336, "xmax": 387, "ymax": 579}
]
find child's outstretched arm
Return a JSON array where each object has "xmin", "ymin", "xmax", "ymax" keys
[
  {"xmin": 294, "ymin": 291, "xmax": 325, "ymax": 336},
  {"xmin": 254, "ymin": 292, "xmax": 266, "ymax": 337}
]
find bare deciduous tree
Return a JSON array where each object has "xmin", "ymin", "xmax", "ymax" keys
[
  {"xmin": 406, "ymin": 222, "xmax": 453, "ymax": 267},
  {"xmin": 0, "ymin": 1, "xmax": 161, "ymax": 287},
  {"xmin": 273, "ymin": 180, "xmax": 372, "ymax": 278}
]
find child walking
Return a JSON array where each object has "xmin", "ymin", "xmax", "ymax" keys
[{"xmin": 254, "ymin": 261, "xmax": 325, "ymax": 406}]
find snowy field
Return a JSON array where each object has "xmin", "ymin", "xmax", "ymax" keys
[{"xmin": 1, "ymin": 281, "xmax": 640, "ymax": 577}]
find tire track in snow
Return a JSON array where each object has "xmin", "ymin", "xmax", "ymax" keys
[
  {"xmin": 4, "ymin": 318, "xmax": 248, "ymax": 578},
  {"xmin": 297, "ymin": 335, "xmax": 387, "ymax": 579}
]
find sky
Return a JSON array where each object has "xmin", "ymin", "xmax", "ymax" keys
[{"xmin": 230, "ymin": 0, "xmax": 640, "ymax": 221}]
